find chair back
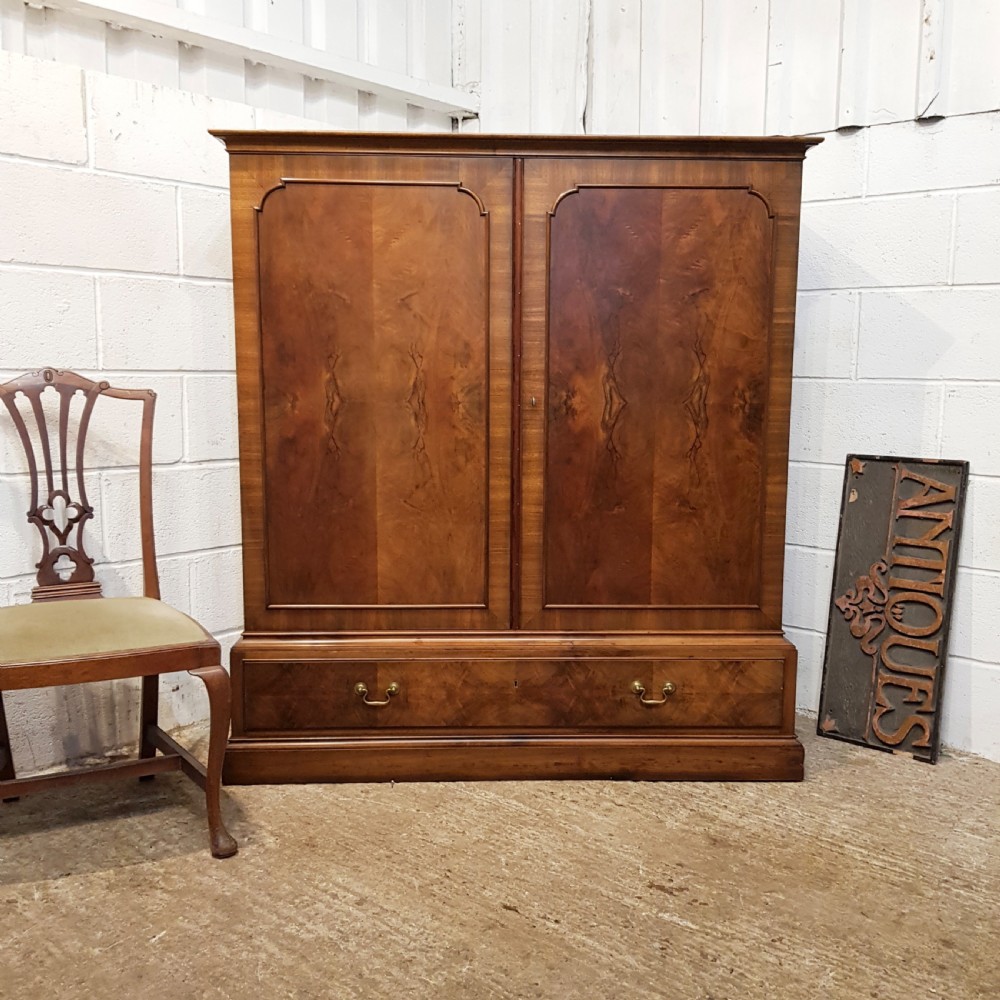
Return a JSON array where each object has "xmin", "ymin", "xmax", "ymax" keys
[{"xmin": 0, "ymin": 367, "xmax": 160, "ymax": 603}]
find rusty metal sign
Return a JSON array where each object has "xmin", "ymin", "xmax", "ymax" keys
[{"xmin": 817, "ymin": 455, "xmax": 968, "ymax": 763}]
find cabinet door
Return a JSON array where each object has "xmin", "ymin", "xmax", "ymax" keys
[
  {"xmin": 519, "ymin": 157, "xmax": 802, "ymax": 631},
  {"xmin": 234, "ymin": 155, "xmax": 513, "ymax": 631}
]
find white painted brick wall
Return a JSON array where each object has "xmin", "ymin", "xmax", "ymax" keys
[
  {"xmin": 788, "ymin": 110, "xmax": 1000, "ymax": 761},
  {"xmin": 792, "ymin": 291, "xmax": 857, "ymax": 378},
  {"xmin": 939, "ymin": 659, "xmax": 1000, "ymax": 761},
  {"xmin": 185, "ymin": 376, "xmax": 239, "ymax": 461},
  {"xmin": 784, "ymin": 464, "xmax": 843, "ymax": 551},
  {"xmin": 799, "ymin": 128, "xmax": 865, "ymax": 202},
  {"xmin": 789, "ymin": 380, "xmax": 942, "ymax": 461},
  {"xmin": 941, "ymin": 386, "xmax": 1000, "ymax": 476},
  {"xmin": 782, "ymin": 546, "xmax": 835, "ymax": 635},
  {"xmin": 784, "ymin": 627, "xmax": 826, "ymax": 714},
  {"xmin": 87, "ymin": 72, "xmax": 254, "ymax": 185},
  {"xmin": 0, "ymin": 54, "xmax": 87, "ymax": 164},
  {"xmin": 799, "ymin": 194, "xmax": 953, "ymax": 289},
  {"xmin": 0, "ymin": 270, "xmax": 97, "ymax": 368},
  {"xmin": 951, "ymin": 570, "xmax": 1000, "ymax": 664},
  {"xmin": 858, "ymin": 288, "xmax": 1000, "ymax": 379},
  {"xmin": 0, "ymin": 159, "xmax": 179, "ymax": 272},
  {"xmin": 960, "ymin": 477, "xmax": 1000, "ymax": 572},
  {"xmin": 100, "ymin": 464, "xmax": 241, "ymax": 563},
  {"xmin": 190, "ymin": 546, "xmax": 244, "ymax": 634},
  {"xmin": 99, "ymin": 278, "xmax": 235, "ymax": 370},
  {"xmin": 0, "ymin": 476, "xmax": 40, "ymax": 577},
  {"xmin": 866, "ymin": 114, "xmax": 1000, "ymax": 195},
  {"xmin": 179, "ymin": 187, "xmax": 233, "ymax": 279},
  {"xmin": 954, "ymin": 189, "xmax": 1000, "ymax": 283}
]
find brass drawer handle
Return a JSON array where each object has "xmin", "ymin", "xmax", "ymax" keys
[
  {"xmin": 631, "ymin": 680, "xmax": 676, "ymax": 706},
  {"xmin": 354, "ymin": 681, "xmax": 400, "ymax": 707}
]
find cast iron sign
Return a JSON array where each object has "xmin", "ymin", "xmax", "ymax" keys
[{"xmin": 817, "ymin": 455, "xmax": 968, "ymax": 763}]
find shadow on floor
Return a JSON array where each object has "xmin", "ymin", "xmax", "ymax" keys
[{"xmin": 0, "ymin": 773, "xmax": 248, "ymax": 884}]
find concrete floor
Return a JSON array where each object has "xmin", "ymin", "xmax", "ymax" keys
[{"xmin": 1, "ymin": 720, "xmax": 997, "ymax": 1000}]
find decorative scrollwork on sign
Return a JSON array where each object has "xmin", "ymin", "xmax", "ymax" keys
[{"xmin": 834, "ymin": 559, "xmax": 898, "ymax": 656}]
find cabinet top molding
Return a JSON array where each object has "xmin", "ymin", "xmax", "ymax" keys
[{"xmin": 210, "ymin": 132, "xmax": 823, "ymax": 160}]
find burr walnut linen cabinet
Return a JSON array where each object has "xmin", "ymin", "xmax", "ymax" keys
[{"xmin": 215, "ymin": 132, "xmax": 820, "ymax": 783}]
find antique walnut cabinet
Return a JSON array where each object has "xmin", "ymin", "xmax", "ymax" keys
[{"xmin": 215, "ymin": 131, "xmax": 820, "ymax": 783}]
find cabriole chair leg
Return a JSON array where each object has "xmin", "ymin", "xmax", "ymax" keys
[{"xmin": 189, "ymin": 665, "xmax": 238, "ymax": 859}]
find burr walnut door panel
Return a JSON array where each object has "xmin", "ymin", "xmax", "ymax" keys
[
  {"xmin": 251, "ymin": 158, "xmax": 513, "ymax": 631},
  {"xmin": 519, "ymin": 159, "xmax": 785, "ymax": 632}
]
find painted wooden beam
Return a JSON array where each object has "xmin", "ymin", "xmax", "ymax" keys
[
  {"xmin": 916, "ymin": 0, "xmax": 945, "ymax": 119},
  {"xmin": 39, "ymin": 0, "xmax": 479, "ymax": 116}
]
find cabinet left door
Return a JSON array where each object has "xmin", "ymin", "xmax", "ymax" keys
[{"xmin": 229, "ymin": 153, "xmax": 514, "ymax": 632}]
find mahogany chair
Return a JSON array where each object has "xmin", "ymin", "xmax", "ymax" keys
[{"xmin": 0, "ymin": 367, "xmax": 237, "ymax": 858}]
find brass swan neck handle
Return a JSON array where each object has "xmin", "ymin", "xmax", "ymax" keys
[
  {"xmin": 354, "ymin": 681, "xmax": 400, "ymax": 707},
  {"xmin": 630, "ymin": 680, "xmax": 676, "ymax": 706}
]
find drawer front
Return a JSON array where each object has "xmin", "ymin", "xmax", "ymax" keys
[{"xmin": 240, "ymin": 658, "xmax": 785, "ymax": 734}]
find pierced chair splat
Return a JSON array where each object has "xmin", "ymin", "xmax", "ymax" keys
[{"xmin": 0, "ymin": 367, "xmax": 237, "ymax": 859}]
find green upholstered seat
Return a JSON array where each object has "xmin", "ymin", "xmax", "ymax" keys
[{"xmin": 0, "ymin": 597, "xmax": 213, "ymax": 666}]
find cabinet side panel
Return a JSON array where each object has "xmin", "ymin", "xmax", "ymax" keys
[
  {"xmin": 257, "ymin": 181, "xmax": 490, "ymax": 608},
  {"xmin": 544, "ymin": 186, "xmax": 771, "ymax": 607}
]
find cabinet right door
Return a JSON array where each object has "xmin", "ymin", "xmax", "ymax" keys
[{"xmin": 519, "ymin": 155, "xmax": 803, "ymax": 632}]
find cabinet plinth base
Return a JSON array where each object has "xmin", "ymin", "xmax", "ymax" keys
[
  {"xmin": 223, "ymin": 734, "xmax": 804, "ymax": 783},
  {"xmin": 224, "ymin": 633, "xmax": 804, "ymax": 783}
]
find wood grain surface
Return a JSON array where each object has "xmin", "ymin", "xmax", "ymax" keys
[
  {"xmin": 239, "ymin": 656, "xmax": 785, "ymax": 733},
  {"xmin": 258, "ymin": 180, "xmax": 490, "ymax": 609},
  {"xmin": 542, "ymin": 185, "xmax": 771, "ymax": 609}
]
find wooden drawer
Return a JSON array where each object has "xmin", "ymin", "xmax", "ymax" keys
[{"xmin": 239, "ymin": 658, "xmax": 784, "ymax": 734}]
